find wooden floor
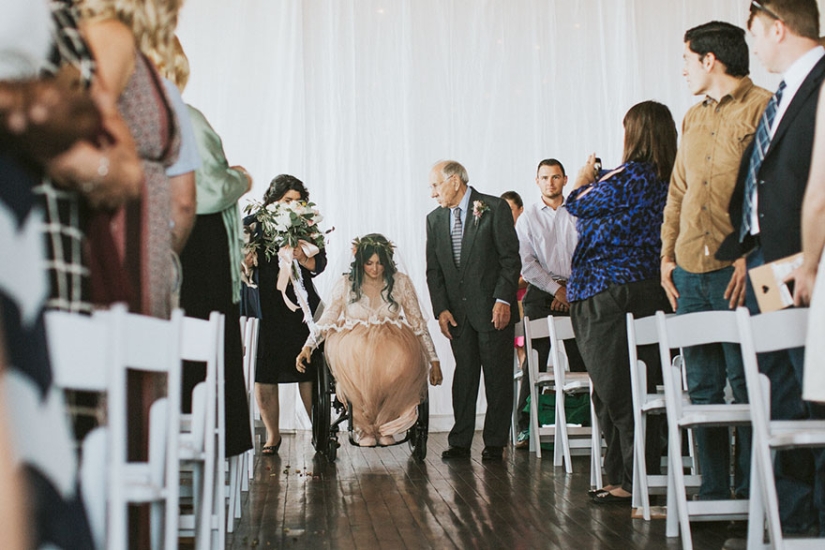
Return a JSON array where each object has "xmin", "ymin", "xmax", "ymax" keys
[{"xmin": 226, "ymin": 432, "xmax": 732, "ymax": 550}]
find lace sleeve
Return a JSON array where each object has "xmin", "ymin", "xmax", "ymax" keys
[
  {"xmin": 396, "ymin": 273, "xmax": 438, "ymax": 362},
  {"xmin": 305, "ymin": 275, "xmax": 348, "ymax": 350}
]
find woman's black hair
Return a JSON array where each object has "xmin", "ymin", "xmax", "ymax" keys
[
  {"xmin": 349, "ymin": 233, "xmax": 398, "ymax": 310},
  {"xmin": 262, "ymin": 174, "xmax": 309, "ymax": 205}
]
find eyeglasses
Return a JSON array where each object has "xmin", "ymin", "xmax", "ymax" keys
[{"xmin": 751, "ymin": 0, "xmax": 783, "ymax": 22}]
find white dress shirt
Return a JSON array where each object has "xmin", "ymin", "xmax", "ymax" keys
[{"xmin": 515, "ymin": 200, "xmax": 578, "ymax": 296}]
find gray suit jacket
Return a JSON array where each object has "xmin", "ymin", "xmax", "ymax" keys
[{"xmin": 425, "ymin": 188, "xmax": 521, "ymax": 333}]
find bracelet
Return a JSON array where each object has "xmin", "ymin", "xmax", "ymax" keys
[{"xmin": 80, "ymin": 154, "xmax": 109, "ymax": 193}]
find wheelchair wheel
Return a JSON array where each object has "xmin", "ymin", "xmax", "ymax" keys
[
  {"xmin": 410, "ymin": 399, "xmax": 429, "ymax": 461},
  {"xmin": 311, "ymin": 356, "xmax": 331, "ymax": 455}
]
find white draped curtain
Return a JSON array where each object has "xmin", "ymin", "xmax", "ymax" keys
[{"xmin": 177, "ymin": 0, "xmax": 801, "ymax": 431}]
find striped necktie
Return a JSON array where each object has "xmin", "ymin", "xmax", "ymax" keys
[
  {"xmin": 740, "ymin": 80, "xmax": 786, "ymax": 241},
  {"xmin": 451, "ymin": 207, "xmax": 462, "ymax": 267}
]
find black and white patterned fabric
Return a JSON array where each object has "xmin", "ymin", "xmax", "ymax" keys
[{"xmin": 31, "ymin": 0, "xmax": 97, "ymax": 314}]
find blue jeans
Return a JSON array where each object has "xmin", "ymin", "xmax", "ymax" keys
[
  {"xmin": 746, "ymin": 247, "xmax": 825, "ymax": 535},
  {"xmin": 673, "ymin": 266, "xmax": 750, "ymax": 499}
]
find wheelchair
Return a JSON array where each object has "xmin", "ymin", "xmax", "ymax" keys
[{"xmin": 311, "ymin": 355, "xmax": 429, "ymax": 462}]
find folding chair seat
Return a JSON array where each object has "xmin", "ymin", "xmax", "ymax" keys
[
  {"xmin": 626, "ymin": 313, "xmax": 700, "ymax": 520},
  {"xmin": 736, "ymin": 306, "xmax": 825, "ymax": 550},
  {"xmin": 524, "ymin": 315, "xmax": 602, "ymax": 486},
  {"xmin": 111, "ymin": 305, "xmax": 184, "ymax": 550},
  {"xmin": 45, "ymin": 310, "xmax": 112, "ymax": 550},
  {"xmin": 655, "ymin": 310, "xmax": 750, "ymax": 550},
  {"xmin": 178, "ymin": 312, "xmax": 223, "ymax": 550}
]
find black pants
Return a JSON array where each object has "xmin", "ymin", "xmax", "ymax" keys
[
  {"xmin": 516, "ymin": 285, "xmax": 586, "ymax": 432},
  {"xmin": 448, "ymin": 320, "xmax": 515, "ymax": 448},
  {"xmin": 570, "ymin": 279, "xmax": 670, "ymax": 492}
]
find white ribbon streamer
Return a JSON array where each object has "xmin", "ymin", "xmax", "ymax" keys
[{"xmin": 276, "ymin": 240, "xmax": 321, "ymax": 334}]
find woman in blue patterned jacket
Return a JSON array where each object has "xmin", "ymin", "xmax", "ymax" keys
[{"xmin": 566, "ymin": 100, "xmax": 676, "ymax": 505}]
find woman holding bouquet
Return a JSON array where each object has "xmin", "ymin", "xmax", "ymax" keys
[
  {"xmin": 296, "ymin": 234, "xmax": 442, "ymax": 447},
  {"xmin": 244, "ymin": 175, "xmax": 327, "ymax": 455}
]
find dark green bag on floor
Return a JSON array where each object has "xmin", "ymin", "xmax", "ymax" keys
[{"xmin": 523, "ymin": 392, "xmax": 592, "ymax": 427}]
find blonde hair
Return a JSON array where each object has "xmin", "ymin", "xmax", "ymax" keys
[
  {"xmin": 160, "ymin": 35, "xmax": 190, "ymax": 92},
  {"xmin": 77, "ymin": 0, "xmax": 184, "ymax": 71}
]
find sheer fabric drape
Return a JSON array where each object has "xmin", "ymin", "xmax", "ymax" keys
[{"xmin": 178, "ymin": 0, "xmax": 791, "ymax": 430}]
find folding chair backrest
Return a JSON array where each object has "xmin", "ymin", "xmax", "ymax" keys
[
  {"xmin": 655, "ymin": 309, "xmax": 739, "ymax": 420},
  {"xmin": 523, "ymin": 315, "xmax": 552, "ymax": 377},
  {"xmin": 45, "ymin": 310, "xmax": 110, "ymax": 392},
  {"xmin": 547, "ymin": 315, "xmax": 574, "ymax": 385},
  {"xmin": 657, "ymin": 309, "xmax": 740, "ymax": 349},
  {"xmin": 744, "ymin": 307, "xmax": 808, "ymax": 353}
]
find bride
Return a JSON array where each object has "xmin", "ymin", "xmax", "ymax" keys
[{"xmin": 296, "ymin": 233, "xmax": 442, "ymax": 447}]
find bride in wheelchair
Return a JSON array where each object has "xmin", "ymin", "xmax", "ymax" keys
[{"xmin": 296, "ymin": 233, "xmax": 442, "ymax": 448}]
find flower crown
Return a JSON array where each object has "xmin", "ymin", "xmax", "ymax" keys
[{"xmin": 351, "ymin": 235, "xmax": 396, "ymax": 258}]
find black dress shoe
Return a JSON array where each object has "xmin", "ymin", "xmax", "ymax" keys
[
  {"xmin": 481, "ymin": 446, "xmax": 503, "ymax": 461},
  {"xmin": 441, "ymin": 446, "xmax": 470, "ymax": 459}
]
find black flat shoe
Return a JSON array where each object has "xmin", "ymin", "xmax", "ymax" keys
[
  {"xmin": 262, "ymin": 437, "xmax": 282, "ymax": 456},
  {"xmin": 588, "ymin": 488, "xmax": 610, "ymax": 499},
  {"xmin": 441, "ymin": 446, "xmax": 470, "ymax": 459},
  {"xmin": 590, "ymin": 491, "xmax": 632, "ymax": 505},
  {"xmin": 481, "ymin": 446, "xmax": 503, "ymax": 461}
]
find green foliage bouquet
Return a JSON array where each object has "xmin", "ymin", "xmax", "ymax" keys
[{"xmin": 243, "ymin": 199, "xmax": 329, "ymax": 260}]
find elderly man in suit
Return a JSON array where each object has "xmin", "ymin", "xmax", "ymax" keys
[
  {"xmin": 425, "ymin": 160, "xmax": 521, "ymax": 461},
  {"xmin": 717, "ymin": 0, "xmax": 825, "ymax": 541}
]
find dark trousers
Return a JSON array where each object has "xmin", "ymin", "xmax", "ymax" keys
[
  {"xmin": 571, "ymin": 279, "xmax": 670, "ymax": 493},
  {"xmin": 746, "ymin": 246, "xmax": 825, "ymax": 535},
  {"xmin": 516, "ymin": 285, "xmax": 586, "ymax": 432},
  {"xmin": 448, "ymin": 321, "xmax": 515, "ymax": 448}
]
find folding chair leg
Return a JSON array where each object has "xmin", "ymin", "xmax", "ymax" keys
[
  {"xmin": 529, "ymin": 387, "xmax": 542, "ymax": 457},
  {"xmin": 666, "ymin": 437, "xmax": 679, "ymax": 538},
  {"xmin": 746, "ymin": 449, "xmax": 768, "ymax": 550},
  {"xmin": 241, "ymin": 452, "xmax": 250, "ymax": 492},
  {"xmin": 668, "ymin": 428, "xmax": 693, "ymax": 550},
  {"xmin": 589, "ymin": 395, "xmax": 603, "ymax": 488},
  {"xmin": 554, "ymin": 392, "xmax": 573, "ymax": 472}
]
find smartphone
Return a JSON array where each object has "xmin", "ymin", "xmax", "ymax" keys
[{"xmin": 594, "ymin": 157, "xmax": 602, "ymax": 172}]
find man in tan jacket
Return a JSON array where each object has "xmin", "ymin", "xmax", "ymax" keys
[{"xmin": 660, "ymin": 21, "xmax": 770, "ymax": 503}]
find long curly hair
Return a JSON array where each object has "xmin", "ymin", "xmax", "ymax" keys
[{"xmin": 349, "ymin": 234, "xmax": 398, "ymax": 310}]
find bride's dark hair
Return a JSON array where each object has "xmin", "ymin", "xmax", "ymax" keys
[{"xmin": 349, "ymin": 233, "xmax": 398, "ymax": 310}]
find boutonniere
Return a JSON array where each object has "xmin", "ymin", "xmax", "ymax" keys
[{"xmin": 472, "ymin": 200, "xmax": 490, "ymax": 226}]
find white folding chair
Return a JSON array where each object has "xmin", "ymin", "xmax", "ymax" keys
[
  {"xmin": 511, "ymin": 320, "xmax": 524, "ymax": 446},
  {"xmin": 736, "ymin": 306, "xmax": 825, "ymax": 550},
  {"xmin": 655, "ymin": 310, "xmax": 750, "ymax": 550},
  {"xmin": 45, "ymin": 310, "xmax": 111, "ymax": 550},
  {"xmin": 546, "ymin": 315, "xmax": 602, "ymax": 487},
  {"xmin": 102, "ymin": 304, "xmax": 183, "ymax": 550},
  {"xmin": 626, "ymin": 313, "xmax": 700, "ymax": 520},
  {"xmin": 524, "ymin": 315, "xmax": 601, "ymax": 485},
  {"xmin": 178, "ymin": 312, "xmax": 222, "ymax": 550}
]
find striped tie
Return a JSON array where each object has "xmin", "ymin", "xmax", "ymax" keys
[
  {"xmin": 451, "ymin": 207, "xmax": 462, "ymax": 267},
  {"xmin": 740, "ymin": 80, "xmax": 786, "ymax": 241}
]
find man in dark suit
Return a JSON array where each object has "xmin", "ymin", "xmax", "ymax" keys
[
  {"xmin": 425, "ymin": 160, "xmax": 521, "ymax": 461},
  {"xmin": 716, "ymin": 0, "xmax": 825, "ymax": 540}
]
